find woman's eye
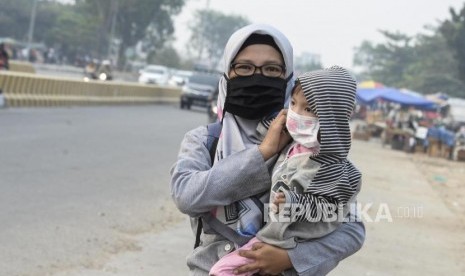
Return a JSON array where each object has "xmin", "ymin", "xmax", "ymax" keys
[
  {"xmin": 236, "ymin": 64, "xmax": 252, "ymax": 70},
  {"xmin": 265, "ymin": 67, "xmax": 278, "ymax": 72}
]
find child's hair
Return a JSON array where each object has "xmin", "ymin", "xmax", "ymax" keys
[
  {"xmin": 290, "ymin": 79, "xmax": 317, "ymax": 115},
  {"xmin": 291, "ymin": 80, "xmax": 301, "ymax": 95}
]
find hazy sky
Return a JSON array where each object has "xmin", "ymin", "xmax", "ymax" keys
[{"xmin": 174, "ymin": 0, "xmax": 464, "ymax": 69}]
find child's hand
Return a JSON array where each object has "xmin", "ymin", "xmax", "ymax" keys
[{"xmin": 271, "ymin": 192, "xmax": 286, "ymax": 213}]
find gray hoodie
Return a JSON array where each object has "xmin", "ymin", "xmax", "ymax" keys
[
  {"xmin": 257, "ymin": 66, "xmax": 362, "ymax": 249},
  {"xmin": 170, "ymin": 23, "xmax": 365, "ymax": 275}
]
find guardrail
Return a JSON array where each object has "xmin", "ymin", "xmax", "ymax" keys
[{"xmin": 0, "ymin": 71, "xmax": 181, "ymax": 107}]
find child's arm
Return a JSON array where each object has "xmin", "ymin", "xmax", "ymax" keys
[{"xmin": 279, "ymin": 163, "xmax": 361, "ymax": 222}]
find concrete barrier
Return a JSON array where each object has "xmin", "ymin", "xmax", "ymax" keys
[
  {"xmin": 0, "ymin": 71, "xmax": 181, "ymax": 107},
  {"xmin": 9, "ymin": 61, "xmax": 36, "ymax": 74}
]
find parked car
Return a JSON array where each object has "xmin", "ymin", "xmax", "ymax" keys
[
  {"xmin": 138, "ymin": 65, "xmax": 170, "ymax": 85},
  {"xmin": 180, "ymin": 73, "xmax": 220, "ymax": 110},
  {"xmin": 168, "ymin": 70, "xmax": 194, "ymax": 87}
]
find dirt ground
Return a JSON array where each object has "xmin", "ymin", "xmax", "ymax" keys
[
  {"xmin": 332, "ymin": 137, "xmax": 465, "ymax": 276},
  {"xmin": 53, "ymin": 135, "xmax": 465, "ymax": 276},
  {"xmin": 411, "ymin": 152, "xmax": 465, "ymax": 222}
]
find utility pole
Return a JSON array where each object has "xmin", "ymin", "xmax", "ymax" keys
[
  {"xmin": 197, "ymin": 0, "xmax": 211, "ymax": 61},
  {"xmin": 27, "ymin": 0, "xmax": 39, "ymax": 50},
  {"xmin": 108, "ymin": 0, "xmax": 119, "ymax": 61}
]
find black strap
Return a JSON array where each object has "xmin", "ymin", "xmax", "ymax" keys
[
  {"xmin": 206, "ymin": 121, "xmax": 222, "ymax": 164},
  {"xmin": 194, "ymin": 217, "xmax": 203, "ymax": 248}
]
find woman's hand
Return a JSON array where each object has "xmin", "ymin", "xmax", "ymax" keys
[
  {"xmin": 259, "ymin": 109, "xmax": 292, "ymax": 161},
  {"xmin": 233, "ymin": 242, "xmax": 293, "ymax": 275}
]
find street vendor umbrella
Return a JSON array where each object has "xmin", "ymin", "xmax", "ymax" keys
[
  {"xmin": 357, "ymin": 87, "xmax": 437, "ymax": 110},
  {"xmin": 426, "ymin": 93, "xmax": 449, "ymax": 108},
  {"xmin": 356, "ymin": 87, "xmax": 394, "ymax": 104}
]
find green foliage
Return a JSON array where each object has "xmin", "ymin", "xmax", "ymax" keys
[
  {"xmin": 439, "ymin": 3, "xmax": 465, "ymax": 84},
  {"xmin": 82, "ymin": 0, "xmax": 185, "ymax": 67},
  {"xmin": 0, "ymin": 0, "xmax": 33, "ymax": 41},
  {"xmin": 0, "ymin": 0, "xmax": 186, "ymax": 67},
  {"xmin": 354, "ymin": 23, "xmax": 465, "ymax": 98},
  {"xmin": 353, "ymin": 30, "xmax": 417, "ymax": 87},
  {"xmin": 147, "ymin": 45, "xmax": 181, "ymax": 68},
  {"xmin": 402, "ymin": 29, "xmax": 463, "ymax": 96},
  {"xmin": 188, "ymin": 9, "xmax": 250, "ymax": 67},
  {"xmin": 44, "ymin": 4, "xmax": 100, "ymax": 58}
]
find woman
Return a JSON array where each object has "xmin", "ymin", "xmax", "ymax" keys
[{"xmin": 170, "ymin": 23, "xmax": 365, "ymax": 275}]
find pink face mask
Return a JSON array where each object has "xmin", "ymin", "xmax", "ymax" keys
[{"xmin": 286, "ymin": 108, "xmax": 320, "ymax": 148}]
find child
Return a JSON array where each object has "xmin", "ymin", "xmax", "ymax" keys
[{"xmin": 210, "ymin": 66, "xmax": 362, "ymax": 276}]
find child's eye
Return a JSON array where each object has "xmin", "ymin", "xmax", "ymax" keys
[
  {"xmin": 305, "ymin": 107, "xmax": 312, "ymax": 112},
  {"xmin": 290, "ymin": 100, "xmax": 295, "ymax": 106}
]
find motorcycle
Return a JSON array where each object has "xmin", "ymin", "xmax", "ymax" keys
[{"xmin": 83, "ymin": 60, "xmax": 113, "ymax": 82}]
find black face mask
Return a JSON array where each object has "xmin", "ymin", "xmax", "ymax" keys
[{"xmin": 224, "ymin": 74, "xmax": 287, "ymax": 120}]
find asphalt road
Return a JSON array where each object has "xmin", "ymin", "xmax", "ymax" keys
[
  {"xmin": 3, "ymin": 105, "xmax": 463, "ymax": 276},
  {"xmin": 0, "ymin": 105, "xmax": 207, "ymax": 275}
]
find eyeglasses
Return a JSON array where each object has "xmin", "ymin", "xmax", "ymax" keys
[{"xmin": 230, "ymin": 63, "xmax": 285, "ymax": 78}]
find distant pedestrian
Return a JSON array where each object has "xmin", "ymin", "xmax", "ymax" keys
[{"xmin": 0, "ymin": 43, "xmax": 10, "ymax": 70}]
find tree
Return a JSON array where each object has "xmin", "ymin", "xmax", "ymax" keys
[
  {"xmin": 439, "ymin": 3, "xmax": 465, "ymax": 86},
  {"xmin": 0, "ymin": 0, "xmax": 34, "ymax": 41},
  {"xmin": 0, "ymin": 0, "xmax": 186, "ymax": 67},
  {"xmin": 402, "ymin": 28, "xmax": 463, "ymax": 96},
  {"xmin": 82, "ymin": 0, "xmax": 186, "ymax": 67},
  {"xmin": 0, "ymin": 0, "xmax": 88, "ymax": 61},
  {"xmin": 353, "ymin": 30, "xmax": 417, "ymax": 88},
  {"xmin": 147, "ymin": 45, "xmax": 181, "ymax": 68},
  {"xmin": 188, "ymin": 9, "xmax": 250, "ymax": 68},
  {"xmin": 353, "ymin": 28, "xmax": 465, "ymax": 98},
  {"xmin": 44, "ymin": 3, "xmax": 101, "ymax": 60}
]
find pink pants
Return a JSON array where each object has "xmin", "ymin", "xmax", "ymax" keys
[{"xmin": 209, "ymin": 237, "xmax": 260, "ymax": 276}]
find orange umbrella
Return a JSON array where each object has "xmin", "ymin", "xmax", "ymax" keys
[{"xmin": 358, "ymin": 80, "xmax": 385, "ymax": 88}]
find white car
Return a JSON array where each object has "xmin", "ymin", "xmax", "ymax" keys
[
  {"xmin": 168, "ymin": 70, "xmax": 194, "ymax": 87},
  {"xmin": 138, "ymin": 65, "xmax": 170, "ymax": 85}
]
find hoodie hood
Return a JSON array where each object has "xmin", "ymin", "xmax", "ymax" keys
[{"xmin": 297, "ymin": 66, "xmax": 357, "ymax": 159}]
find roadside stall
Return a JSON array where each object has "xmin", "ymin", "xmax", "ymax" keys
[{"xmin": 356, "ymin": 86, "xmax": 438, "ymax": 151}]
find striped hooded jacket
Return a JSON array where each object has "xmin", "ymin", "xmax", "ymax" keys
[{"xmin": 257, "ymin": 66, "xmax": 362, "ymax": 249}]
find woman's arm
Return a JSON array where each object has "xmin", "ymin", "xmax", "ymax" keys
[
  {"xmin": 170, "ymin": 126, "xmax": 271, "ymax": 216},
  {"xmin": 235, "ymin": 221, "xmax": 365, "ymax": 275}
]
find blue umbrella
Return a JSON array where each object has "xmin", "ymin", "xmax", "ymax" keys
[{"xmin": 357, "ymin": 87, "xmax": 437, "ymax": 110}]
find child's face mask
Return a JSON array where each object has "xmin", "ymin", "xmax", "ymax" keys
[{"xmin": 286, "ymin": 108, "xmax": 320, "ymax": 148}]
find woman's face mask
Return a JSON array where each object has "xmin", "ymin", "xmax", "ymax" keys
[
  {"xmin": 224, "ymin": 74, "xmax": 286, "ymax": 120},
  {"xmin": 223, "ymin": 43, "xmax": 287, "ymax": 120},
  {"xmin": 286, "ymin": 108, "xmax": 320, "ymax": 148}
]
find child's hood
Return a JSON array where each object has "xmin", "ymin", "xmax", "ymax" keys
[{"xmin": 297, "ymin": 66, "xmax": 357, "ymax": 159}]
